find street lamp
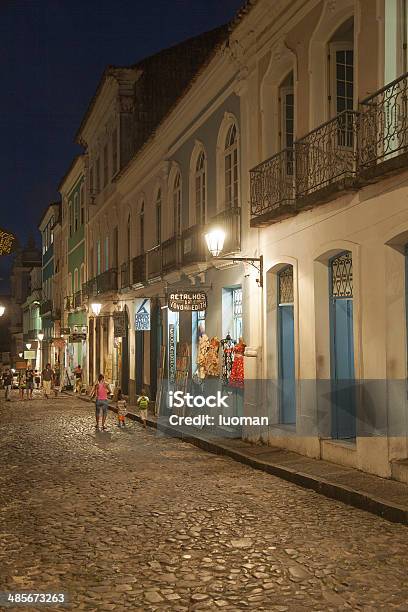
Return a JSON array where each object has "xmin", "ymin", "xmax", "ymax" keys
[
  {"xmin": 18, "ymin": 352, "xmax": 23, "ymax": 358},
  {"xmin": 91, "ymin": 302, "xmax": 102, "ymax": 316},
  {"xmin": 204, "ymin": 228, "xmax": 264, "ymax": 287},
  {"xmin": 0, "ymin": 305, "xmax": 5, "ymax": 317},
  {"xmin": 37, "ymin": 332, "xmax": 44, "ymax": 372},
  {"xmin": 26, "ymin": 343, "xmax": 32, "ymax": 350}
]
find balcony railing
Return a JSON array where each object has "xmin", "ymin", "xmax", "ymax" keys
[
  {"xmin": 64, "ymin": 295, "xmax": 74, "ymax": 311},
  {"xmin": 359, "ymin": 71, "xmax": 408, "ymax": 175},
  {"xmin": 74, "ymin": 291, "xmax": 82, "ymax": 309},
  {"xmin": 146, "ymin": 246, "xmax": 161, "ymax": 280},
  {"xmin": 96, "ymin": 268, "xmax": 117, "ymax": 294},
  {"xmin": 162, "ymin": 236, "xmax": 181, "ymax": 273},
  {"xmin": 132, "ymin": 254, "xmax": 146, "ymax": 285},
  {"xmin": 40, "ymin": 300, "xmax": 52, "ymax": 317},
  {"xmin": 250, "ymin": 149, "xmax": 295, "ymax": 225},
  {"xmin": 295, "ymin": 110, "xmax": 358, "ymax": 204},
  {"xmin": 121, "ymin": 261, "xmax": 130, "ymax": 288},
  {"xmin": 181, "ymin": 225, "xmax": 207, "ymax": 266}
]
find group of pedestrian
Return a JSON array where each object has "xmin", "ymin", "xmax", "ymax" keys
[
  {"xmin": 2, "ymin": 363, "xmax": 56, "ymax": 401},
  {"xmin": 91, "ymin": 373, "xmax": 149, "ymax": 432}
]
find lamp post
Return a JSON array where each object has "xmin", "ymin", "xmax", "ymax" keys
[
  {"xmin": 37, "ymin": 332, "xmax": 44, "ymax": 372},
  {"xmin": 204, "ymin": 228, "xmax": 263, "ymax": 287}
]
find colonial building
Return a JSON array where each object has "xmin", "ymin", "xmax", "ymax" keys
[
  {"xmin": 58, "ymin": 156, "xmax": 87, "ymax": 382},
  {"xmin": 38, "ymin": 202, "xmax": 61, "ymax": 367},
  {"xmin": 49, "ymin": 0, "xmax": 408, "ymax": 482},
  {"xmin": 9, "ymin": 238, "xmax": 41, "ymax": 362},
  {"xmin": 22, "ymin": 266, "xmax": 42, "ymax": 370}
]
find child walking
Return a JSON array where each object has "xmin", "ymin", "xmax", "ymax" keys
[
  {"xmin": 137, "ymin": 389, "xmax": 149, "ymax": 429},
  {"xmin": 117, "ymin": 389, "xmax": 127, "ymax": 427}
]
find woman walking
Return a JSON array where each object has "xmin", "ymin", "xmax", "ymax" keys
[{"xmin": 91, "ymin": 374, "xmax": 110, "ymax": 431}]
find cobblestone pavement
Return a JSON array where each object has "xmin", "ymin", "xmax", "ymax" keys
[{"xmin": 1, "ymin": 393, "xmax": 408, "ymax": 612}]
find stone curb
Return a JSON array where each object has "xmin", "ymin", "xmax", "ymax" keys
[{"xmin": 68, "ymin": 392, "xmax": 408, "ymax": 526}]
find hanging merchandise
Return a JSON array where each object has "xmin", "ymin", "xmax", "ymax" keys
[
  {"xmin": 229, "ymin": 337, "xmax": 246, "ymax": 388},
  {"xmin": 197, "ymin": 334, "xmax": 210, "ymax": 380},
  {"xmin": 205, "ymin": 336, "xmax": 221, "ymax": 377},
  {"xmin": 221, "ymin": 333, "xmax": 236, "ymax": 385}
]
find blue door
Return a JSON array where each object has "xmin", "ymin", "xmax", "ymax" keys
[
  {"xmin": 330, "ymin": 252, "xmax": 356, "ymax": 439},
  {"xmin": 278, "ymin": 267, "xmax": 296, "ymax": 424}
]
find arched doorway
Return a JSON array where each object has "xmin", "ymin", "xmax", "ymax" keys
[
  {"xmin": 329, "ymin": 251, "xmax": 355, "ymax": 439},
  {"xmin": 277, "ymin": 265, "xmax": 296, "ymax": 424},
  {"xmin": 121, "ymin": 308, "xmax": 129, "ymax": 395}
]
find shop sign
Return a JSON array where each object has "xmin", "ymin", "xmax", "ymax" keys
[
  {"xmin": 135, "ymin": 298, "xmax": 151, "ymax": 331},
  {"xmin": 113, "ymin": 312, "xmax": 127, "ymax": 337},
  {"xmin": 168, "ymin": 291, "xmax": 207, "ymax": 312},
  {"xmin": 70, "ymin": 333, "xmax": 87, "ymax": 343},
  {"xmin": 15, "ymin": 360, "xmax": 27, "ymax": 370},
  {"xmin": 169, "ymin": 324, "xmax": 176, "ymax": 383},
  {"xmin": 24, "ymin": 350, "xmax": 36, "ymax": 360},
  {"xmin": 72, "ymin": 325, "xmax": 87, "ymax": 334}
]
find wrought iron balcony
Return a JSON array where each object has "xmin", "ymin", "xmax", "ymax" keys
[
  {"xmin": 82, "ymin": 278, "xmax": 96, "ymax": 299},
  {"xmin": 96, "ymin": 268, "xmax": 118, "ymax": 294},
  {"xmin": 74, "ymin": 291, "xmax": 82, "ymax": 309},
  {"xmin": 181, "ymin": 225, "xmax": 207, "ymax": 266},
  {"xmin": 250, "ymin": 149, "xmax": 295, "ymax": 226},
  {"xmin": 64, "ymin": 295, "xmax": 74, "ymax": 311},
  {"xmin": 132, "ymin": 254, "xmax": 146, "ymax": 285},
  {"xmin": 359, "ymin": 71, "xmax": 408, "ymax": 179},
  {"xmin": 162, "ymin": 236, "xmax": 181, "ymax": 273},
  {"xmin": 40, "ymin": 299, "xmax": 53, "ymax": 317},
  {"xmin": 295, "ymin": 110, "xmax": 358, "ymax": 207},
  {"xmin": 120, "ymin": 261, "xmax": 130, "ymax": 288},
  {"xmin": 146, "ymin": 246, "xmax": 161, "ymax": 280}
]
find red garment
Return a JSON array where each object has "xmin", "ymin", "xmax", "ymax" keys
[{"xmin": 229, "ymin": 342, "xmax": 246, "ymax": 388}]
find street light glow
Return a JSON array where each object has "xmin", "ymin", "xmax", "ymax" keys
[
  {"xmin": 37, "ymin": 332, "xmax": 44, "ymax": 341},
  {"xmin": 91, "ymin": 302, "xmax": 102, "ymax": 316},
  {"xmin": 205, "ymin": 228, "xmax": 225, "ymax": 257},
  {"xmin": 26, "ymin": 343, "xmax": 32, "ymax": 350},
  {"xmin": 0, "ymin": 305, "xmax": 5, "ymax": 317}
]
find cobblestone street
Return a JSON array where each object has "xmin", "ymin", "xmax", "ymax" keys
[{"xmin": 1, "ymin": 394, "xmax": 408, "ymax": 611}]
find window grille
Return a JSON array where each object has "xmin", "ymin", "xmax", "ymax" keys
[
  {"xmin": 278, "ymin": 266, "xmax": 294, "ymax": 305},
  {"xmin": 232, "ymin": 287, "xmax": 243, "ymax": 340},
  {"xmin": 331, "ymin": 252, "xmax": 353, "ymax": 298}
]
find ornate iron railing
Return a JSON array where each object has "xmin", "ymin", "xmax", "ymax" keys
[
  {"xmin": 40, "ymin": 299, "xmax": 53, "ymax": 316},
  {"xmin": 162, "ymin": 237, "xmax": 181, "ymax": 273},
  {"xmin": 146, "ymin": 246, "xmax": 161, "ymax": 280},
  {"xmin": 181, "ymin": 225, "xmax": 207, "ymax": 266},
  {"xmin": 64, "ymin": 295, "xmax": 74, "ymax": 311},
  {"xmin": 96, "ymin": 268, "xmax": 117, "ymax": 294},
  {"xmin": 82, "ymin": 278, "xmax": 97, "ymax": 299},
  {"xmin": 359, "ymin": 71, "xmax": 408, "ymax": 170},
  {"xmin": 295, "ymin": 110, "xmax": 358, "ymax": 199},
  {"xmin": 250, "ymin": 149, "xmax": 295, "ymax": 219},
  {"xmin": 120, "ymin": 261, "xmax": 130, "ymax": 288},
  {"xmin": 74, "ymin": 291, "xmax": 82, "ymax": 309},
  {"xmin": 132, "ymin": 254, "xmax": 146, "ymax": 285}
]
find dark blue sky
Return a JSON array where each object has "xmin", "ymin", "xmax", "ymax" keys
[{"xmin": 0, "ymin": 0, "xmax": 244, "ymax": 289}]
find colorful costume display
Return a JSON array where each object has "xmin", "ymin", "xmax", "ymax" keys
[
  {"xmin": 221, "ymin": 336, "xmax": 235, "ymax": 385},
  {"xmin": 229, "ymin": 339, "xmax": 246, "ymax": 388},
  {"xmin": 205, "ymin": 336, "xmax": 220, "ymax": 377},
  {"xmin": 197, "ymin": 334, "xmax": 210, "ymax": 379}
]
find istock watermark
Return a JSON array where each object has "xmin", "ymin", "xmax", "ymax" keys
[{"xmin": 168, "ymin": 390, "xmax": 230, "ymax": 409}]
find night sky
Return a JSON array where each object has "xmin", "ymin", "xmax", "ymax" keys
[{"xmin": 0, "ymin": 0, "xmax": 244, "ymax": 291}]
